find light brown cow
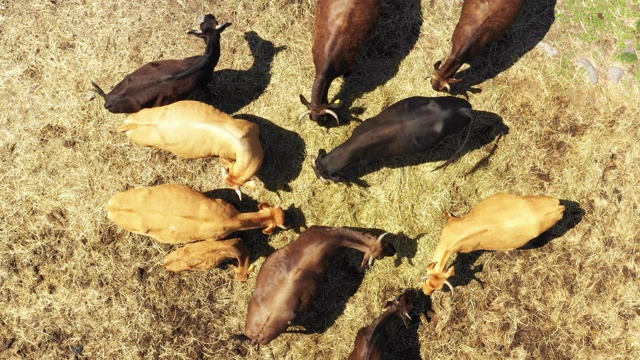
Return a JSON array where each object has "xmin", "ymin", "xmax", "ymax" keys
[
  {"xmin": 118, "ymin": 100, "xmax": 263, "ymax": 199},
  {"xmin": 163, "ymin": 237, "xmax": 253, "ymax": 281},
  {"xmin": 423, "ymin": 193, "xmax": 565, "ymax": 295},
  {"xmin": 106, "ymin": 184, "xmax": 286, "ymax": 244}
]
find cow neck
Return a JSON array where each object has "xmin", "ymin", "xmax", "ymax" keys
[
  {"xmin": 319, "ymin": 141, "xmax": 357, "ymax": 175},
  {"xmin": 310, "ymin": 73, "xmax": 329, "ymax": 110},
  {"xmin": 436, "ymin": 55, "xmax": 462, "ymax": 83},
  {"xmin": 202, "ymin": 33, "xmax": 222, "ymax": 65},
  {"xmin": 327, "ymin": 227, "xmax": 375, "ymax": 254},
  {"xmin": 429, "ymin": 218, "xmax": 462, "ymax": 274},
  {"xmin": 232, "ymin": 209, "xmax": 273, "ymax": 232}
]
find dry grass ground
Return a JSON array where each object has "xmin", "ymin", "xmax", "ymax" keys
[{"xmin": 1, "ymin": 0, "xmax": 639, "ymax": 359}]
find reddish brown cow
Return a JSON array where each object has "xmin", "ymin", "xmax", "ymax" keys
[
  {"xmin": 431, "ymin": 0, "xmax": 525, "ymax": 92},
  {"xmin": 299, "ymin": 0, "xmax": 381, "ymax": 126},
  {"xmin": 347, "ymin": 289, "xmax": 416, "ymax": 360},
  {"xmin": 243, "ymin": 226, "xmax": 396, "ymax": 345}
]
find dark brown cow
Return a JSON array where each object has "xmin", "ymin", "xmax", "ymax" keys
[
  {"xmin": 299, "ymin": 0, "xmax": 381, "ymax": 126},
  {"xmin": 431, "ymin": 0, "xmax": 525, "ymax": 92},
  {"xmin": 91, "ymin": 14, "xmax": 231, "ymax": 113},
  {"xmin": 243, "ymin": 226, "xmax": 396, "ymax": 345},
  {"xmin": 313, "ymin": 96, "xmax": 475, "ymax": 183},
  {"xmin": 347, "ymin": 289, "xmax": 416, "ymax": 360}
]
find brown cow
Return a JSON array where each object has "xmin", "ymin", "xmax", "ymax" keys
[
  {"xmin": 431, "ymin": 0, "xmax": 525, "ymax": 92},
  {"xmin": 243, "ymin": 226, "xmax": 396, "ymax": 345},
  {"xmin": 117, "ymin": 101, "xmax": 263, "ymax": 198},
  {"xmin": 163, "ymin": 238, "xmax": 253, "ymax": 281},
  {"xmin": 347, "ymin": 289, "xmax": 416, "ymax": 360},
  {"xmin": 106, "ymin": 184, "xmax": 285, "ymax": 244},
  {"xmin": 299, "ymin": 0, "xmax": 381, "ymax": 126},
  {"xmin": 423, "ymin": 193, "xmax": 565, "ymax": 295},
  {"xmin": 91, "ymin": 14, "xmax": 231, "ymax": 113}
]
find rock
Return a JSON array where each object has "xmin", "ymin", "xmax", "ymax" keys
[
  {"xmin": 607, "ymin": 66, "xmax": 624, "ymax": 83},
  {"xmin": 537, "ymin": 41, "xmax": 558, "ymax": 57},
  {"xmin": 577, "ymin": 57, "xmax": 598, "ymax": 84}
]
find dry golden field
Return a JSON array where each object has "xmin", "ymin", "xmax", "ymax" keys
[{"xmin": 1, "ymin": 0, "xmax": 639, "ymax": 359}]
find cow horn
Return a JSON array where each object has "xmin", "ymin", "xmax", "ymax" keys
[
  {"xmin": 234, "ymin": 187, "xmax": 242, "ymax": 201},
  {"xmin": 221, "ymin": 166, "xmax": 230, "ymax": 177},
  {"xmin": 421, "ymin": 275, "xmax": 431, "ymax": 280},
  {"xmin": 444, "ymin": 280, "xmax": 454, "ymax": 295},
  {"xmin": 405, "ymin": 313, "xmax": 412, "ymax": 320},
  {"xmin": 444, "ymin": 83, "xmax": 451, "ymax": 93},
  {"xmin": 298, "ymin": 110, "xmax": 311, "ymax": 125},
  {"xmin": 320, "ymin": 109, "xmax": 340, "ymax": 124},
  {"xmin": 368, "ymin": 257, "xmax": 374, "ymax": 269},
  {"xmin": 377, "ymin": 232, "xmax": 389, "ymax": 242}
]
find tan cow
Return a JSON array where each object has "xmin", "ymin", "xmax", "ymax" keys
[
  {"xmin": 163, "ymin": 237, "xmax": 253, "ymax": 281},
  {"xmin": 423, "ymin": 193, "xmax": 565, "ymax": 295},
  {"xmin": 106, "ymin": 184, "xmax": 286, "ymax": 244},
  {"xmin": 118, "ymin": 100, "xmax": 263, "ymax": 199}
]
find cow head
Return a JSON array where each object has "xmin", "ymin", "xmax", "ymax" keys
[
  {"xmin": 312, "ymin": 149, "xmax": 343, "ymax": 183},
  {"xmin": 257, "ymin": 202, "xmax": 287, "ymax": 235},
  {"xmin": 298, "ymin": 95, "xmax": 340, "ymax": 126},
  {"xmin": 360, "ymin": 232, "xmax": 396, "ymax": 269},
  {"xmin": 221, "ymin": 166, "xmax": 256, "ymax": 200},
  {"xmin": 430, "ymin": 61, "xmax": 462, "ymax": 92},
  {"xmin": 422, "ymin": 261, "xmax": 455, "ymax": 295},
  {"xmin": 188, "ymin": 14, "xmax": 231, "ymax": 39}
]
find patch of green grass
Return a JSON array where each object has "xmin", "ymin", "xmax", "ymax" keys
[
  {"xmin": 619, "ymin": 51, "xmax": 638, "ymax": 63},
  {"xmin": 560, "ymin": 1, "xmax": 637, "ymax": 44}
]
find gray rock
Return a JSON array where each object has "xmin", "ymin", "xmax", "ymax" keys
[
  {"xmin": 607, "ymin": 66, "xmax": 624, "ymax": 83},
  {"xmin": 577, "ymin": 57, "xmax": 599, "ymax": 84},
  {"xmin": 537, "ymin": 41, "xmax": 558, "ymax": 57}
]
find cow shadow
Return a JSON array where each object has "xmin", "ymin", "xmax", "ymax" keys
[
  {"xmin": 329, "ymin": 110, "xmax": 508, "ymax": 184},
  {"xmin": 234, "ymin": 114, "xmax": 306, "ymax": 192},
  {"xmin": 449, "ymin": 199, "xmax": 583, "ymax": 290},
  {"xmin": 522, "ymin": 199, "xmax": 584, "ymax": 249},
  {"xmin": 292, "ymin": 248, "xmax": 367, "ymax": 333},
  {"xmin": 322, "ymin": 0, "xmax": 423, "ymax": 126},
  {"xmin": 191, "ymin": 31, "xmax": 286, "ymax": 114},
  {"xmin": 391, "ymin": 232, "xmax": 422, "ymax": 267},
  {"xmin": 451, "ymin": 0, "xmax": 557, "ymax": 94},
  {"xmin": 384, "ymin": 290, "xmax": 431, "ymax": 360}
]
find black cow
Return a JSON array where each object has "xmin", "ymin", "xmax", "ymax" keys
[
  {"xmin": 313, "ymin": 96, "xmax": 475, "ymax": 183},
  {"xmin": 91, "ymin": 14, "xmax": 231, "ymax": 113}
]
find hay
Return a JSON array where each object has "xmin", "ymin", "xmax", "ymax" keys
[{"xmin": 1, "ymin": 0, "xmax": 638, "ymax": 359}]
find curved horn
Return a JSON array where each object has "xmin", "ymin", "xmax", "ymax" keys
[
  {"xmin": 319, "ymin": 109, "xmax": 339, "ymax": 124},
  {"xmin": 444, "ymin": 83, "xmax": 451, "ymax": 93},
  {"xmin": 420, "ymin": 275, "xmax": 431, "ymax": 280},
  {"xmin": 234, "ymin": 187, "xmax": 242, "ymax": 201},
  {"xmin": 368, "ymin": 257, "xmax": 374, "ymax": 269},
  {"xmin": 444, "ymin": 280, "xmax": 454, "ymax": 295},
  {"xmin": 377, "ymin": 232, "xmax": 390, "ymax": 242},
  {"xmin": 298, "ymin": 110, "xmax": 311, "ymax": 125}
]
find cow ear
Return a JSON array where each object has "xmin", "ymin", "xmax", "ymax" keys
[
  {"xmin": 427, "ymin": 262, "xmax": 437, "ymax": 271},
  {"xmin": 257, "ymin": 202, "xmax": 270, "ymax": 211},
  {"xmin": 299, "ymin": 95, "xmax": 311, "ymax": 107},
  {"xmin": 448, "ymin": 78, "xmax": 463, "ymax": 84},
  {"xmin": 434, "ymin": 60, "xmax": 442, "ymax": 70}
]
